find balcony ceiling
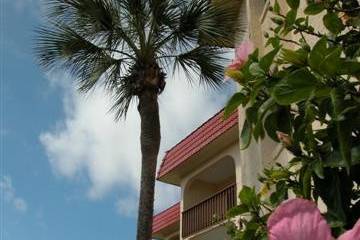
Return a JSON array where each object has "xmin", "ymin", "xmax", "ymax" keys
[{"xmin": 195, "ymin": 156, "xmax": 235, "ymax": 184}]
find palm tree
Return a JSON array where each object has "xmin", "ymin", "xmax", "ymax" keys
[{"xmin": 35, "ymin": 0, "xmax": 240, "ymax": 239}]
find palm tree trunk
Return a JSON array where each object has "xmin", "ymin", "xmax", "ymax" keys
[{"xmin": 136, "ymin": 89, "xmax": 161, "ymax": 240}]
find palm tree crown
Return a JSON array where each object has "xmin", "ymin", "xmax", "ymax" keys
[{"xmin": 35, "ymin": 0, "xmax": 240, "ymax": 118}]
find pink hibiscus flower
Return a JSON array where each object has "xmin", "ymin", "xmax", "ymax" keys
[
  {"xmin": 268, "ymin": 198, "xmax": 360, "ymax": 240},
  {"xmin": 228, "ymin": 40, "xmax": 254, "ymax": 70}
]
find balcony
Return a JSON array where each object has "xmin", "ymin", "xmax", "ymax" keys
[{"xmin": 182, "ymin": 183, "xmax": 236, "ymax": 238}]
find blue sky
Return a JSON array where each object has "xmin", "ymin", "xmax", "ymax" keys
[{"xmin": 1, "ymin": 1, "xmax": 234, "ymax": 239}]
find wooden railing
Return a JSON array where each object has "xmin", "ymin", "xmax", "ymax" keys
[{"xmin": 182, "ymin": 183, "xmax": 236, "ymax": 238}]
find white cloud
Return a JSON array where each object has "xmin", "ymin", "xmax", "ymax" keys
[
  {"xmin": 116, "ymin": 195, "xmax": 138, "ymax": 217},
  {"xmin": 41, "ymin": 72, "xmax": 234, "ymax": 216},
  {"xmin": 0, "ymin": 176, "xmax": 28, "ymax": 212}
]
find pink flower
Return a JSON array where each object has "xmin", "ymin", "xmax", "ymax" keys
[
  {"xmin": 276, "ymin": 131, "xmax": 292, "ymax": 147},
  {"xmin": 338, "ymin": 220, "xmax": 360, "ymax": 240},
  {"xmin": 228, "ymin": 40, "xmax": 254, "ymax": 70},
  {"xmin": 268, "ymin": 198, "xmax": 360, "ymax": 240}
]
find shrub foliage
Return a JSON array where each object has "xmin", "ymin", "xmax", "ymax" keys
[{"xmin": 225, "ymin": 0, "xmax": 360, "ymax": 239}]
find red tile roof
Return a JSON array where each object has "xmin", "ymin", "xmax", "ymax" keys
[
  {"xmin": 157, "ymin": 109, "xmax": 238, "ymax": 179},
  {"xmin": 152, "ymin": 202, "xmax": 180, "ymax": 234}
]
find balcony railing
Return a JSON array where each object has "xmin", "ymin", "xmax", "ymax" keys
[{"xmin": 182, "ymin": 183, "xmax": 236, "ymax": 238}]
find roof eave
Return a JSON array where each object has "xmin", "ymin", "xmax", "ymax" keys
[{"xmin": 157, "ymin": 123, "xmax": 239, "ymax": 186}]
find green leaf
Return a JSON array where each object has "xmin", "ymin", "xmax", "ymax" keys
[
  {"xmin": 271, "ymin": 17, "xmax": 284, "ymax": 25},
  {"xmin": 274, "ymin": 0, "xmax": 281, "ymax": 14},
  {"xmin": 304, "ymin": 3, "xmax": 325, "ymax": 15},
  {"xmin": 309, "ymin": 37, "xmax": 328, "ymax": 70},
  {"xmin": 259, "ymin": 47, "xmax": 280, "ymax": 72},
  {"xmin": 249, "ymin": 63, "xmax": 265, "ymax": 77},
  {"xmin": 338, "ymin": 61, "xmax": 360, "ymax": 75},
  {"xmin": 224, "ymin": 93, "xmax": 246, "ymax": 118},
  {"xmin": 318, "ymin": 47, "xmax": 342, "ymax": 76},
  {"xmin": 240, "ymin": 119, "xmax": 252, "ymax": 150},
  {"xmin": 323, "ymin": 12, "xmax": 345, "ymax": 34},
  {"xmin": 286, "ymin": 0, "xmax": 300, "ymax": 9},
  {"xmin": 264, "ymin": 112, "xmax": 279, "ymax": 142},
  {"xmin": 258, "ymin": 99, "xmax": 276, "ymax": 120},
  {"xmin": 270, "ymin": 182, "xmax": 287, "ymax": 205},
  {"xmin": 227, "ymin": 204, "xmax": 249, "ymax": 217},
  {"xmin": 269, "ymin": 169, "xmax": 291, "ymax": 180},
  {"xmin": 302, "ymin": 165, "xmax": 312, "ymax": 199},
  {"xmin": 315, "ymin": 87, "xmax": 331, "ymax": 98},
  {"xmin": 225, "ymin": 69, "xmax": 245, "ymax": 83},
  {"xmin": 280, "ymin": 48, "xmax": 308, "ymax": 66},
  {"xmin": 324, "ymin": 146, "xmax": 360, "ymax": 168},
  {"xmin": 330, "ymin": 89, "xmax": 352, "ymax": 173},
  {"xmin": 254, "ymin": 99, "xmax": 276, "ymax": 141},
  {"xmin": 239, "ymin": 186, "xmax": 257, "ymax": 206},
  {"xmin": 314, "ymin": 169, "xmax": 347, "ymax": 224},
  {"xmin": 285, "ymin": 10, "xmax": 297, "ymax": 33},
  {"xmin": 246, "ymin": 105, "xmax": 259, "ymax": 124},
  {"xmin": 313, "ymin": 161, "xmax": 324, "ymax": 179},
  {"xmin": 242, "ymin": 228, "xmax": 256, "ymax": 240},
  {"xmin": 264, "ymin": 108, "xmax": 292, "ymax": 142},
  {"xmin": 266, "ymin": 36, "xmax": 281, "ymax": 48},
  {"xmin": 272, "ymin": 68, "xmax": 319, "ymax": 105},
  {"xmin": 347, "ymin": 16, "xmax": 360, "ymax": 28},
  {"xmin": 253, "ymin": 120, "xmax": 265, "ymax": 141}
]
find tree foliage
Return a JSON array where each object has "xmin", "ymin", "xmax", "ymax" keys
[
  {"xmin": 225, "ymin": 0, "xmax": 360, "ymax": 239},
  {"xmin": 35, "ymin": 0, "xmax": 241, "ymax": 119}
]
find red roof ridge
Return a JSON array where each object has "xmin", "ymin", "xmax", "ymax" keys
[
  {"xmin": 163, "ymin": 107, "xmax": 225, "ymax": 154},
  {"xmin": 157, "ymin": 108, "xmax": 239, "ymax": 180},
  {"xmin": 157, "ymin": 108, "xmax": 226, "ymax": 177},
  {"xmin": 152, "ymin": 202, "xmax": 180, "ymax": 234},
  {"xmin": 153, "ymin": 201, "xmax": 180, "ymax": 218}
]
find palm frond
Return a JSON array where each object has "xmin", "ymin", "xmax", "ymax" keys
[
  {"xmin": 117, "ymin": 0, "xmax": 148, "ymax": 50},
  {"xmin": 148, "ymin": 0, "xmax": 179, "ymax": 30},
  {"xmin": 170, "ymin": 0, "xmax": 208, "ymax": 48},
  {"xmin": 47, "ymin": 0, "xmax": 119, "ymax": 33},
  {"xmin": 46, "ymin": 0, "xmax": 141, "ymax": 54},
  {"xmin": 174, "ymin": 46, "xmax": 227, "ymax": 89},
  {"xmin": 34, "ymin": 24, "xmax": 127, "ymax": 93},
  {"xmin": 156, "ymin": 0, "xmax": 241, "ymax": 51},
  {"xmin": 109, "ymin": 74, "xmax": 137, "ymax": 120},
  {"xmin": 200, "ymin": 0, "xmax": 243, "ymax": 47}
]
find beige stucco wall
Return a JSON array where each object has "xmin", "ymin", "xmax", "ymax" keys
[
  {"xmin": 187, "ymin": 225, "xmax": 230, "ymax": 240},
  {"xmin": 237, "ymin": 116, "xmax": 292, "ymax": 190},
  {"xmin": 165, "ymin": 232, "xmax": 180, "ymax": 240},
  {"xmin": 261, "ymin": 0, "xmax": 326, "ymax": 47}
]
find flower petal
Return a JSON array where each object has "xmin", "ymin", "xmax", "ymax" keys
[
  {"xmin": 228, "ymin": 60, "xmax": 244, "ymax": 70},
  {"xmin": 338, "ymin": 219, "xmax": 360, "ymax": 240},
  {"xmin": 235, "ymin": 40, "xmax": 254, "ymax": 63},
  {"xmin": 268, "ymin": 198, "xmax": 332, "ymax": 240}
]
